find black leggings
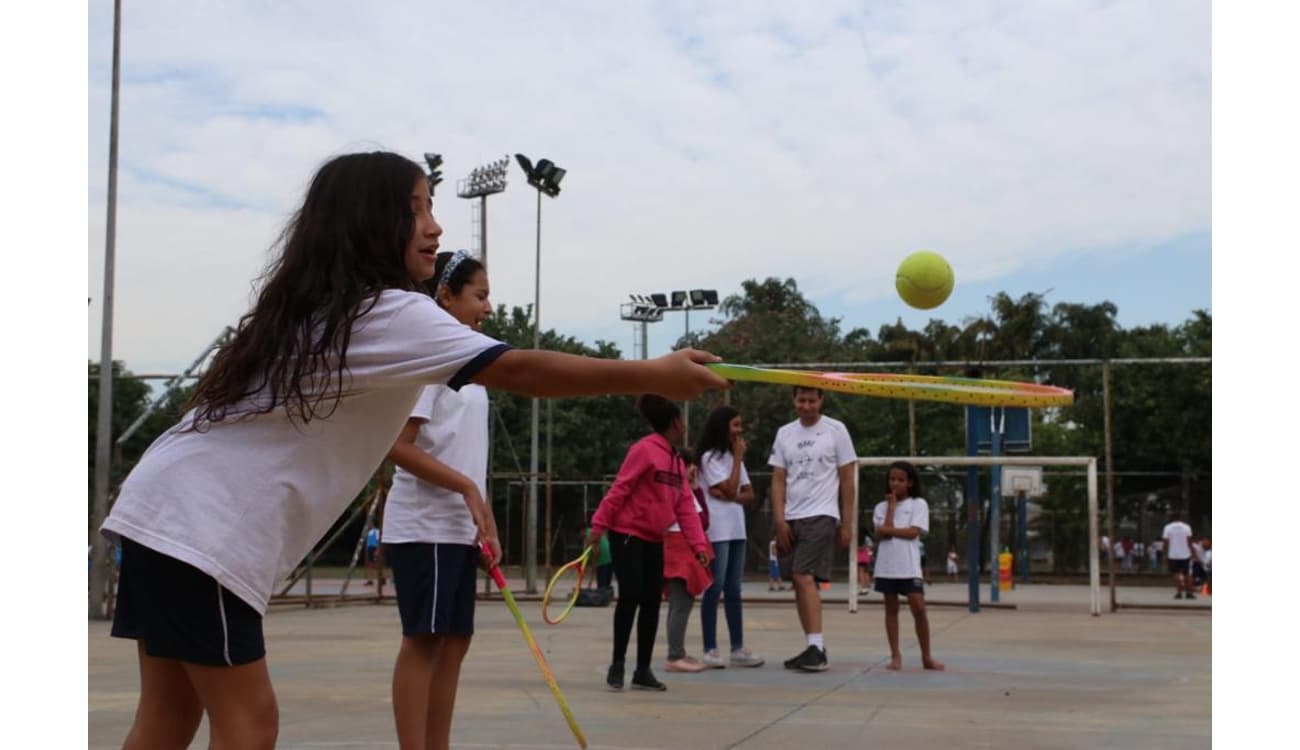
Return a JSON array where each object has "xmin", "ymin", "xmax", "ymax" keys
[{"xmin": 609, "ymin": 531, "xmax": 664, "ymax": 671}]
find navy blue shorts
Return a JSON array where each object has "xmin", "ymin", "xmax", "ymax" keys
[
  {"xmin": 387, "ymin": 542, "xmax": 480, "ymax": 637},
  {"xmin": 111, "ymin": 536, "xmax": 265, "ymax": 666},
  {"xmin": 874, "ymin": 577, "xmax": 926, "ymax": 596}
]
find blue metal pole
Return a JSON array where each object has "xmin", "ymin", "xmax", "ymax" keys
[
  {"xmin": 1018, "ymin": 492, "xmax": 1029, "ymax": 583},
  {"xmin": 989, "ymin": 411, "xmax": 1002, "ymax": 603},
  {"xmin": 965, "ymin": 407, "xmax": 981, "ymax": 613}
]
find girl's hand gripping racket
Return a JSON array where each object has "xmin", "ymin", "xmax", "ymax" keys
[
  {"xmin": 479, "ymin": 543, "xmax": 588, "ymax": 749},
  {"xmin": 543, "ymin": 545, "xmax": 593, "ymax": 625}
]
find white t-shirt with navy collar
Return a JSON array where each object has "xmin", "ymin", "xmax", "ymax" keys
[
  {"xmin": 383, "ymin": 383, "xmax": 489, "ymax": 546},
  {"xmin": 102, "ymin": 289, "xmax": 509, "ymax": 615}
]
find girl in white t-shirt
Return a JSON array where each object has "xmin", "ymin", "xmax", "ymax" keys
[
  {"xmin": 694, "ymin": 406, "xmax": 764, "ymax": 669},
  {"xmin": 871, "ymin": 461, "xmax": 944, "ymax": 672},
  {"xmin": 383, "ymin": 250, "xmax": 499, "ymax": 749},
  {"xmin": 100, "ymin": 151, "xmax": 728, "ymax": 749}
]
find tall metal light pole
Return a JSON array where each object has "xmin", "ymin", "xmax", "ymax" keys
[
  {"xmin": 455, "ymin": 156, "xmax": 509, "ymax": 266},
  {"xmin": 664, "ymin": 289, "xmax": 718, "ymax": 444},
  {"xmin": 90, "ymin": 0, "xmax": 122, "ymax": 621},
  {"xmin": 619, "ymin": 295, "xmax": 665, "ymax": 359},
  {"xmin": 515, "ymin": 154, "xmax": 565, "ymax": 593}
]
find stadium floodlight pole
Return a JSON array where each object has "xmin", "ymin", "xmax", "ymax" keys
[
  {"xmin": 515, "ymin": 153, "xmax": 565, "ymax": 593},
  {"xmin": 90, "ymin": 0, "xmax": 122, "ymax": 621},
  {"xmin": 456, "ymin": 156, "xmax": 509, "ymax": 266},
  {"xmin": 424, "ymin": 153, "xmax": 444, "ymax": 196},
  {"xmin": 619, "ymin": 294, "xmax": 666, "ymax": 360},
  {"xmin": 661, "ymin": 289, "xmax": 717, "ymax": 444}
]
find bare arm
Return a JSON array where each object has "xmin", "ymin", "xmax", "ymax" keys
[
  {"xmin": 712, "ymin": 482, "xmax": 755, "ymax": 505},
  {"xmin": 878, "ymin": 526, "xmax": 924, "ymax": 540},
  {"xmin": 711, "ymin": 436, "xmax": 750, "ymax": 499},
  {"xmin": 711, "ymin": 452, "xmax": 744, "ymax": 500},
  {"xmin": 388, "ymin": 419, "xmax": 500, "ymax": 564},
  {"xmin": 876, "ymin": 499, "xmax": 923, "ymax": 540},
  {"xmin": 878, "ymin": 497, "xmax": 897, "ymax": 539},
  {"xmin": 472, "ymin": 348, "xmax": 727, "ymax": 400},
  {"xmin": 771, "ymin": 467, "xmax": 792, "ymax": 553},
  {"xmin": 836, "ymin": 462, "xmax": 856, "ymax": 547}
]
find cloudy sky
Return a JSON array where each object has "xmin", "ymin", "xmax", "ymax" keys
[{"xmin": 87, "ymin": 0, "xmax": 1210, "ymax": 374}]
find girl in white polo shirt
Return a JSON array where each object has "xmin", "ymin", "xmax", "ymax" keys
[
  {"xmin": 99, "ymin": 151, "xmax": 728, "ymax": 750},
  {"xmin": 872, "ymin": 461, "xmax": 944, "ymax": 672},
  {"xmin": 694, "ymin": 405, "xmax": 764, "ymax": 669},
  {"xmin": 383, "ymin": 250, "xmax": 498, "ymax": 749}
]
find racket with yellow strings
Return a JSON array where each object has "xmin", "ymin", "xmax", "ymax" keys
[
  {"xmin": 706, "ymin": 363, "xmax": 1074, "ymax": 408},
  {"xmin": 542, "ymin": 544, "xmax": 593, "ymax": 626}
]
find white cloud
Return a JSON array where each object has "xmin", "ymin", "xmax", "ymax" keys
[{"xmin": 88, "ymin": 0, "xmax": 1209, "ymax": 369}]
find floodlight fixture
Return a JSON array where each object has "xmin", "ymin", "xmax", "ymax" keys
[
  {"xmin": 423, "ymin": 152, "xmax": 444, "ymax": 193},
  {"xmin": 456, "ymin": 156, "xmax": 511, "ymax": 266},
  {"xmin": 670, "ymin": 290, "xmax": 688, "ymax": 309},
  {"xmin": 457, "ymin": 155, "xmax": 509, "ymax": 199},
  {"xmin": 514, "ymin": 153, "xmax": 534, "ymax": 178},
  {"xmin": 649, "ymin": 293, "xmax": 669, "ymax": 308},
  {"xmin": 516, "ymin": 153, "xmax": 565, "ymax": 197}
]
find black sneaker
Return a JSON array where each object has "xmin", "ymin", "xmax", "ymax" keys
[
  {"xmin": 792, "ymin": 645, "xmax": 829, "ymax": 672},
  {"xmin": 1185, "ymin": 592, "xmax": 1197, "ymax": 600},
  {"xmin": 783, "ymin": 646, "xmax": 826, "ymax": 669},
  {"xmin": 631, "ymin": 668, "xmax": 667, "ymax": 691},
  {"xmin": 606, "ymin": 662, "xmax": 624, "ymax": 691},
  {"xmin": 1175, "ymin": 592, "xmax": 1185, "ymax": 600}
]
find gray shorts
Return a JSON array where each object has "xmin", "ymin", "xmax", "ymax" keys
[{"xmin": 779, "ymin": 515, "xmax": 838, "ymax": 583}]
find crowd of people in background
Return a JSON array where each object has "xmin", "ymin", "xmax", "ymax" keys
[{"xmin": 1099, "ymin": 516, "xmax": 1211, "ymax": 598}]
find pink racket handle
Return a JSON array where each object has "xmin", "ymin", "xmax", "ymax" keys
[{"xmin": 480, "ymin": 542, "xmax": 508, "ymax": 589}]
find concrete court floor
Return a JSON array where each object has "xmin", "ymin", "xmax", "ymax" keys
[{"xmin": 89, "ymin": 589, "xmax": 1210, "ymax": 750}]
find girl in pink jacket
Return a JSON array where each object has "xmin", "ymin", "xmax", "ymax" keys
[{"xmin": 589, "ymin": 394, "xmax": 710, "ymax": 692}]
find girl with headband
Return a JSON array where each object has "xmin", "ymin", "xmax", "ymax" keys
[
  {"xmin": 100, "ymin": 151, "xmax": 727, "ymax": 749},
  {"xmin": 383, "ymin": 249, "xmax": 496, "ymax": 750}
]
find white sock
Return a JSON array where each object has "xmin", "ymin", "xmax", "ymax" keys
[{"xmin": 807, "ymin": 633, "xmax": 824, "ymax": 649}]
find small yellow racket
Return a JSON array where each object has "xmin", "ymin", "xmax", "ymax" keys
[
  {"xmin": 542, "ymin": 545, "xmax": 593, "ymax": 626},
  {"xmin": 707, "ymin": 363, "xmax": 1074, "ymax": 408}
]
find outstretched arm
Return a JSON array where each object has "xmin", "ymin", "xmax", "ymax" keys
[{"xmin": 473, "ymin": 348, "xmax": 727, "ymax": 400}]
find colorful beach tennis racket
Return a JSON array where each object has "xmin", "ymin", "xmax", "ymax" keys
[
  {"xmin": 542, "ymin": 545, "xmax": 593, "ymax": 626},
  {"xmin": 707, "ymin": 363, "xmax": 1073, "ymax": 408},
  {"xmin": 480, "ymin": 543, "xmax": 588, "ymax": 749}
]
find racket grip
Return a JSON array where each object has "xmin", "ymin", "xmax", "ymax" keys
[{"xmin": 479, "ymin": 543, "xmax": 509, "ymax": 589}]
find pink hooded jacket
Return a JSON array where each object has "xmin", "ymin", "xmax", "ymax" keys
[{"xmin": 590, "ymin": 433, "xmax": 710, "ymax": 553}]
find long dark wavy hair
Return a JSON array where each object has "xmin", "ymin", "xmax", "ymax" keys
[
  {"xmin": 188, "ymin": 151, "xmax": 428, "ymax": 425},
  {"xmin": 693, "ymin": 405, "xmax": 740, "ymax": 461}
]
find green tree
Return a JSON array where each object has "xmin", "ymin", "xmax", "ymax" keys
[{"xmin": 88, "ymin": 362, "xmax": 193, "ymax": 509}]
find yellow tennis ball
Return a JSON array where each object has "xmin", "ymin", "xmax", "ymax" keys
[{"xmin": 895, "ymin": 251, "xmax": 954, "ymax": 310}]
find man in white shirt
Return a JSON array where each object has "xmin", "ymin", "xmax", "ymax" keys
[
  {"xmin": 769, "ymin": 387, "xmax": 856, "ymax": 673},
  {"xmin": 1162, "ymin": 513, "xmax": 1197, "ymax": 600}
]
